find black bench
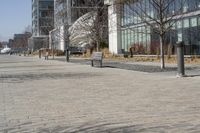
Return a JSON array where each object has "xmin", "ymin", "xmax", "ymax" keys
[
  {"xmin": 68, "ymin": 47, "xmax": 84, "ymax": 56},
  {"xmin": 121, "ymin": 49, "xmax": 129, "ymax": 58},
  {"xmin": 91, "ymin": 52, "xmax": 103, "ymax": 67}
]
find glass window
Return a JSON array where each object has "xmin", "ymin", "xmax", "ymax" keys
[
  {"xmin": 124, "ymin": 29, "xmax": 128, "ymax": 51},
  {"xmin": 187, "ymin": 0, "xmax": 199, "ymax": 11},
  {"xmin": 121, "ymin": 30, "xmax": 125, "ymax": 50},
  {"xmin": 138, "ymin": 27, "xmax": 142, "ymax": 44},
  {"xmin": 130, "ymin": 30, "xmax": 134, "ymax": 46},
  {"xmin": 134, "ymin": 28, "xmax": 138, "ymax": 44},
  {"xmin": 170, "ymin": 21, "xmax": 176, "ymax": 29},
  {"xmin": 183, "ymin": 19, "xmax": 189, "ymax": 28},
  {"xmin": 191, "ymin": 17, "xmax": 197, "ymax": 27},
  {"xmin": 124, "ymin": 4, "xmax": 127, "ymax": 25},
  {"xmin": 177, "ymin": 20, "xmax": 182, "ymax": 29},
  {"xmin": 141, "ymin": 27, "xmax": 146, "ymax": 46},
  {"xmin": 183, "ymin": 3, "xmax": 188, "ymax": 13},
  {"xmin": 145, "ymin": 0, "xmax": 151, "ymax": 20},
  {"xmin": 146, "ymin": 26, "xmax": 151, "ymax": 52},
  {"xmin": 198, "ymin": 0, "xmax": 200, "ymax": 8},
  {"xmin": 121, "ymin": 5, "xmax": 124, "ymax": 26},
  {"xmin": 178, "ymin": 31, "xmax": 183, "ymax": 42},
  {"xmin": 175, "ymin": 0, "xmax": 182, "ymax": 13},
  {"xmin": 127, "ymin": 29, "xmax": 132, "ymax": 48},
  {"xmin": 198, "ymin": 16, "xmax": 200, "ymax": 26}
]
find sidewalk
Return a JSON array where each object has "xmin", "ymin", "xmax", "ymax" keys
[{"xmin": 47, "ymin": 56, "xmax": 200, "ymax": 77}]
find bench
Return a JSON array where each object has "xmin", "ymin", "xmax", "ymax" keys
[
  {"xmin": 68, "ymin": 47, "xmax": 84, "ymax": 56},
  {"xmin": 121, "ymin": 49, "xmax": 129, "ymax": 58},
  {"xmin": 91, "ymin": 52, "xmax": 103, "ymax": 67}
]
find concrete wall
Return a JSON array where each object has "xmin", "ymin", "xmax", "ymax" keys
[{"xmin": 108, "ymin": 3, "xmax": 121, "ymax": 54}]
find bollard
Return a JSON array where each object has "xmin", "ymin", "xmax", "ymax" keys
[
  {"xmin": 66, "ymin": 49, "xmax": 69, "ymax": 62},
  {"xmin": 176, "ymin": 41, "xmax": 185, "ymax": 77},
  {"xmin": 39, "ymin": 50, "xmax": 41, "ymax": 59}
]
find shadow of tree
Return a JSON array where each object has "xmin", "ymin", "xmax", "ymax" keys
[
  {"xmin": 37, "ymin": 121, "xmax": 174, "ymax": 133},
  {"xmin": 2, "ymin": 119, "xmax": 200, "ymax": 132},
  {"xmin": 0, "ymin": 72, "xmax": 102, "ymax": 83},
  {"xmin": 184, "ymin": 74, "xmax": 200, "ymax": 77}
]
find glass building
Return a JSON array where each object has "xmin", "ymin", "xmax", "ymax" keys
[
  {"xmin": 30, "ymin": 0, "xmax": 54, "ymax": 51},
  {"xmin": 107, "ymin": 0, "xmax": 200, "ymax": 55},
  {"xmin": 54, "ymin": 0, "xmax": 104, "ymax": 27},
  {"xmin": 32, "ymin": 0, "xmax": 54, "ymax": 36},
  {"xmin": 52, "ymin": 0, "xmax": 104, "ymax": 51}
]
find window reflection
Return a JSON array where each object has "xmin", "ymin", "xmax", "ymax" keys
[{"xmin": 120, "ymin": 0, "xmax": 200, "ymax": 55}]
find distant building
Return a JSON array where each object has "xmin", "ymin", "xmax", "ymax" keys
[
  {"xmin": 29, "ymin": 0, "xmax": 54, "ymax": 51},
  {"xmin": 1, "ymin": 42, "xmax": 9, "ymax": 48},
  {"xmin": 0, "ymin": 42, "xmax": 3, "ymax": 48},
  {"xmin": 12, "ymin": 32, "xmax": 32, "ymax": 50},
  {"xmin": 8, "ymin": 39, "xmax": 14, "ymax": 48}
]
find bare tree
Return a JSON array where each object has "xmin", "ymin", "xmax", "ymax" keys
[
  {"xmin": 117, "ymin": 0, "xmax": 186, "ymax": 69},
  {"xmin": 48, "ymin": 0, "xmax": 108, "ymax": 61},
  {"xmin": 69, "ymin": 7, "xmax": 108, "ymax": 51},
  {"xmin": 60, "ymin": 0, "xmax": 107, "ymax": 52}
]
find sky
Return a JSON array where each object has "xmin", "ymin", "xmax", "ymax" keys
[{"xmin": 0, "ymin": 0, "xmax": 31, "ymax": 42}]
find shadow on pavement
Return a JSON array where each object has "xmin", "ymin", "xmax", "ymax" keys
[
  {"xmin": 38, "ymin": 122, "xmax": 166, "ymax": 133},
  {"xmin": 185, "ymin": 74, "xmax": 200, "ymax": 77},
  {"xmin": 37, "ymin": 121, "xmax": 200, "ymax": 133}
]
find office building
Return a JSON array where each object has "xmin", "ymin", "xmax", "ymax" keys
[
  {"xmin": 106, "ymin": 0, "xmax": 200, "ymax": 55},
  {"xmin": 29, "ymin": 0, "xmax": 54, "ymax": 51},
  {"xmin": 50, "ymin": 0, "xmax": 105, "ymax": 51}
]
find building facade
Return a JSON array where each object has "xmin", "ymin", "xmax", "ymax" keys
[
  {"xmin": 107, "ymin": 0, "xmax": 200, "ymax": 55},
  {"xmin": 32, "ymin": 0, "xmax": 54, "ymax": 36},
  {"xmin": 30, "ymin": 0, "xmax": 54, "ymax": 51},
  {"xmin": 13, "ymin": 33, "xmax": 32, "ymax": 48},
  {"xmin": 51, "ymin": 0, "xmax": 105, "ymax": 51},
  {"xmin": 0, "ymin": 42, "xmax": 3, "ymax": 48}
]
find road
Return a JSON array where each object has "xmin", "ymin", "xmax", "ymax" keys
[{"xmin": 0, "ymin": 55, "xmax": 200, "ymax": 132}]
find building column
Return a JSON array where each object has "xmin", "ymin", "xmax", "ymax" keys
[
  {"xmin": 108, "ymin": 2, "xmax": 121, "ymax": 54},
  {"xmin": 60, "ymin": 26, "xmax": 65, "ymax": 51}
]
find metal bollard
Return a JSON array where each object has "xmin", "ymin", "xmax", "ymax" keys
[
  {"xmin": 39, "ymin": 50, "xmax": 41, "ymax": 59},
  {"xmin": 176, "ymin": 41, "xmax": 185, "ymax": 77},
  {"xmin": 66, "ymin": 49, "xmax": 69, "ymax": 62}
]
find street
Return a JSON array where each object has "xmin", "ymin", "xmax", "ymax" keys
[{"xmin": 0, "ymin": 55, "xmax": 200, "ymax": 132}]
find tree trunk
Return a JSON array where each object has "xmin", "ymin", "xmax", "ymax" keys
[
  {"xmin": 52, "ymin": 45, "xmax": 54, "ymax": 59},
  {"xmin": 160, "ymin": 35, "xmax": 165, "ymax": 69},
  {"xmin": 96, "ymin": 41, "xmax": 100, "ymax": 52}
]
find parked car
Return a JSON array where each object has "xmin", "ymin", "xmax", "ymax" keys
[{"xmin": 1, "ymin": 48, "xmax": 11, "ymax": 54}]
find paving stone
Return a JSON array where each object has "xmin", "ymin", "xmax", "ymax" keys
[{"xmin": 0, "ymin": 55, "xmax": 200, "ymax": 132}]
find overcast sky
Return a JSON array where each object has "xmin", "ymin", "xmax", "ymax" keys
[{"xmin": 0, "ymin": 0, "xmax": 31, "ymax": 42}]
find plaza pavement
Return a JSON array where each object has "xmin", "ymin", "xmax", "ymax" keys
[{"xmin": 0, "ymin": 55, "xmax": 200, "ymax": 132}]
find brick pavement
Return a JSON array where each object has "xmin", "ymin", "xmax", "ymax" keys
[{"xmin": 0, "ymin": 55, "xmax": 200, "ymax": 132}]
